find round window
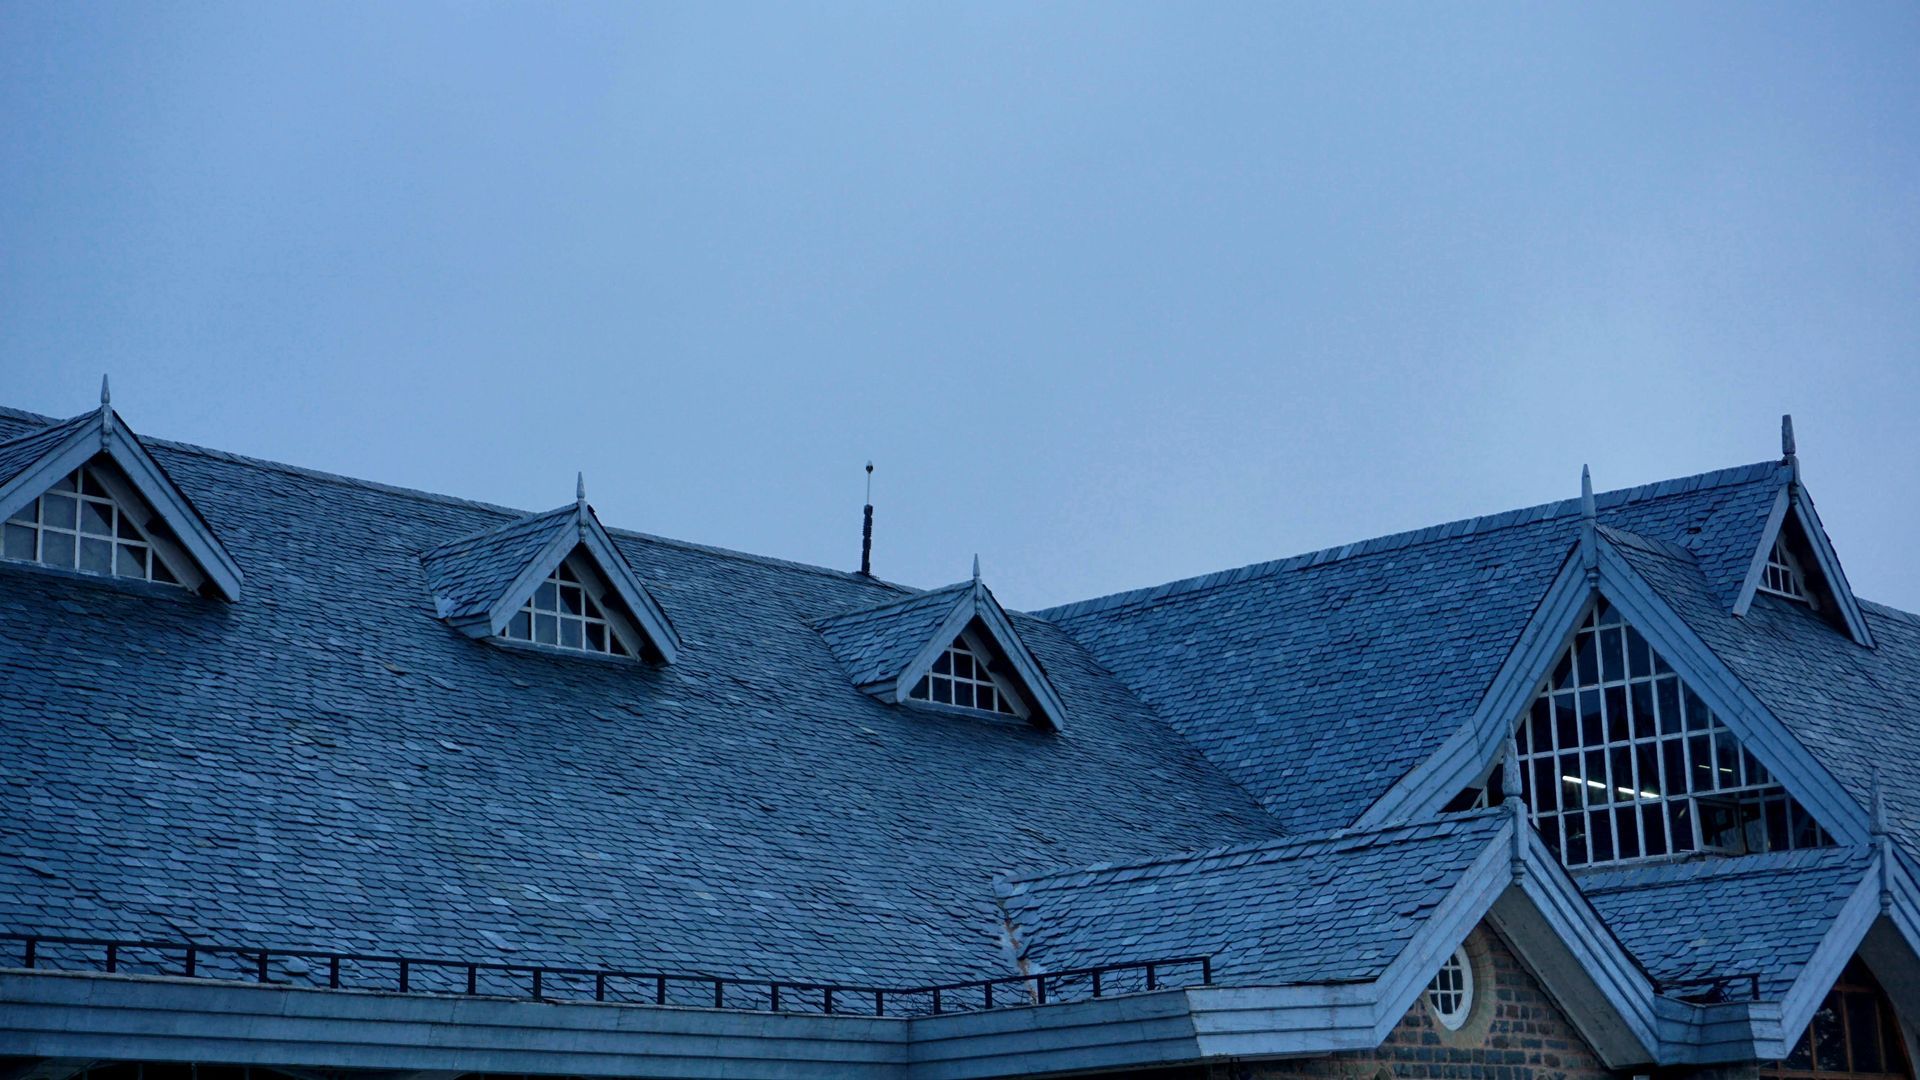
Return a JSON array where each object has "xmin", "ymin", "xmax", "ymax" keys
[{"xmin": 1426, "ymin": 946, "xmax": 1474, "ymax": 1030}]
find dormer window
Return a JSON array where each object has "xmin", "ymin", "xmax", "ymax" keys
[
  {"xmin": 1758, "ymin": 536, "xmax": 1807, "ymax": 602},
  {"xmin": 911, "ymin": 632, "xmax": 1024, "ymax": 717},
  {"xmin": 4, "ymin": 464, "xmax": 182, "ymax": 585},
  {"xmin": 503, "ymin": 561, "xmax": 631, "ymax": 657}
]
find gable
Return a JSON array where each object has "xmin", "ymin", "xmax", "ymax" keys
[
  {"xmin": 1045, "ymin": 462, "xmax": 1788, "ymax": 834},
  {"xmin": 0, "ymin": 405, "xmax": 242, "ymax": 600},
  {"xmin": 419, "ymin": 496, "xmax": 680, "ymax": 663},
  {"xmin": 816, "ymin": 577, "xmax": 1069, "ymax": 730}
]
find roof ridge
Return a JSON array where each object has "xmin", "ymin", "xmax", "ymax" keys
[
  {"xmin": 1001, "ymin": 809, "xmax": 1505, "ymax": 892},
  {"xmin": 1596, "ymin": 524, "xmax": 1700, "ymax": 564},
  {"xmin": 812, "ymin": 579, "xmax": 972, "ymax": 625},
  {"xmin": 1859, "ymin": 597, "xmax": 1920, "ymax": 627},
  {"xmin": 419, "ymin": 501, "xmax": 579, "ymax": 559},
  {"xmin": 0, "ymin": 403, "xmax": 919, "ymax": 593},
  {"xmin": 1040, "ymin": 460, "xmax": 1781, "ymax": 622}
]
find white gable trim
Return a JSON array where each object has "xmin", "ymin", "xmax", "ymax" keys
[
  {"xmin": 1730, "ymin": 479, "xmax": 1872, "ymax": 647},
  {"xmin": 892, "ymin": 582, "xmax": 1068, "ymax": 732},
  {"xmin": 468, "ymin": 503, "xmax": 682, "ymax": 664},
  {"xmin": 1360, "ymin": 533, "xmax": 1871, "ymax": 847},
  {"xmin": 1356, "ymin": 548, "xmax": 1591, "ymax": 828},
  {"xmin": 0, "ymin": 410, "xmax": 243, "ymax": 600}
]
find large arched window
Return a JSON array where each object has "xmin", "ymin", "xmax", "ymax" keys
[
  {"xmin": 1515, "ymin": 600, "xmax": 1830, "ymax": 867},
  {"xmin": 1763, "ymin": 960, "xmax": 1912, "ymax": 1079}
]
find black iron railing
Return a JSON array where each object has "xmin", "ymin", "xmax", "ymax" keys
[{"xmin": 1, "ymin": 933, "xmax": 1210, "ymax": 1018}]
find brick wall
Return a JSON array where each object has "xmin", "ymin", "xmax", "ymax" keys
[{"xmin": 1215, "ymin": 922, "xmax": 1616, "ymax": 1080}]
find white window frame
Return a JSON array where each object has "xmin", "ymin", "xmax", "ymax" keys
[
  {"xmin": 1426, "ymin": 946, "xmax": 1473, "ymax": 1031},
  {"xmin": 908, "ymin": 628, "xmax": 1030, "ymax": 719},
  {"xmin": 1513, "ymin": 600, "xmax": 1830, "ymax": 868},
  {"xmin": 498, "ymin": 552, "xmax": 643, "ymax": 659},
  {"xmin": 1757, "ymin": 535, "xmax": 1810, "ymax": 603},
  {"xmin": 2, "ymin": 462, "xmax": 197, "ymax": 588}
]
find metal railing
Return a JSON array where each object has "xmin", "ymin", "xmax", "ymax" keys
[{"xmin": 2, "ymin": 933, "xmax": 1211, "ymax": 1018}]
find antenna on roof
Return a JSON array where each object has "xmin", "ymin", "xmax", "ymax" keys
[
  {"xmin": 1580, "ymin": 465, "xmax": 1598, "ymax": 582},
  {"xmin": 859, "ymin": 462, "xmax": 875, "ymax": 577}
]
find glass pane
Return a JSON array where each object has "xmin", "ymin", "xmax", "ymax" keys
[
  {"xmin": 586, "ymin": 623, "xmax": 607, "ymax": 651},
  {"xmin": 1629, "ymin": 682, "xmax": 1656, "ymax": 740},
  {"xmin": 534, "ymin": 613, "xmax": 558, "ymax": 645},
  {"xmin": 42, "ymin": 531, "xmax": 76, "ymax": 568},
  {"xmin": 1599, "ymin": 627, "xmax": 1624, "ymax": 682},
  {"xmin": 559, "ymin": 584, "xmax": 585, "ymax": 616},
  {"xmin": 6, "ymin": 500, "xmax": 33, "ymax": 524},
  {"xmin": 1626, "ymin": 627, "xmax": 1651, "ymax": 679},
  {"xmin": 932, "ymin": 651, "xmax": 952, "ymax": 675},
  {"xmin": 1656, "ymin": 677, "xmax": 1682, "ymax": 734},
  {"xmin": 3, "ymin": 523, "xmax": 34, "ymax": 560},
  {"xmin": 559, "ymin": 619, "xmax": 582, "ymax": 649},
  {"xmin": 953, "ymin": 650, "xmax": 975, "ymax": 679},
  {"xmin": 1846, "ymin": 989, "xmax": 1884, "ymax": 1072},
  {"xmin": 80, "ymin": 469, "xmax": 108, "ymax": 497},
  {"xmin": 1641, "ymin": 804, "xmax": 1668, "ymax": 857},
  {"xmin": 910, "ymin": 676, "xmax": 931, "ymax": 700},
  {"xmin": 42, "ymin": 493, "xmax": 77, "ymax": 529},
  {"xmin": 116, "ymin": 512, "xmax": 142, "ymax": 539},
  {"xmin": 80, "ymin": 500, "xmax": 112, "ymax": 536},
  {"xmin": 1580, "ymin": 690, "xmax": 1604, "ymax": 745},
  {"xmin": 1812, "ymin": 1001, "xmax": 1846, "ymax": 1071},
  {"xmin": 952, "ymin": 683, "xmax": 975, "ymax": 710},
  {"xmin": 49, "ymin": 472, "xmax": 77, "ymax": 492},
  {"xmin": 534, "ymin": 582, "xmax": 558, "ymax": 611},
  {"xmin": 80, "ymin": 537, "xmax": 112, "ymax": 573},
  {"xmin": 152, "ymin": 558, "xmax": 178, "ymax": 585},
  {"xmin": 1587, "ymin": 811, "xmax": 1614, "ymax": 862},
  {"xmin": 507, "ymin": 611, "xmax": 531, "ymax": 639},
  {"xmin": 932, "ymin": 678, "xmax": 952, "ymax": 705},
  {"xmin": 116, "ymin": 543, "xmax": 147, "ymax": 578}
]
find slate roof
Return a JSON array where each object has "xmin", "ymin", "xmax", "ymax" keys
[
  {"xmin": 998, "ymin": 811, "xmax": 1508, "ymax": 986},
  {"xmin": 814, "ymin": 581, "xmax": 974, "ymax": 688},
  {"xmin": 1607, "ymin": 526, "xmax": 1920, "ymax": 855},
  {"xmin": 1580, "ymin": 847, "xmax": 1872, "ymax": 998},
  {"xmin": 0, "ymin": 410, "xmax": 96, "ymax": 487},
  {"xmin": 419, "ymin": 504, "xmax": 579, "ymax": 620},
  {"xmin": 0, "ymin": 406, "xmax": 1285, "ymax": 986},
  {"xmin": 1042, "ymin": 462, "xmax": 1791, "ymax": 834}
]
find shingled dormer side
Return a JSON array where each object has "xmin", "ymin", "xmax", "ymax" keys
[
  {"xmin": 420, "ymin": 496, "xmax": 681, "ymax": 663},
  {"xmin": 815, "ymin": 575, "xmax": 1069, "ymax": 731},
  {"xmin": 0, "ymin": 396, "xmax": 243, "ymax": 600}
]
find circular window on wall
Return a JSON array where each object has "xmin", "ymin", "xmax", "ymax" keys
[{"xmin": 1426, "ymin": 946, "xmax": 1474, "ymax": 1031}]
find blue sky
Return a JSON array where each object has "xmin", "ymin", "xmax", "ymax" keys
[{"xmin": 3, "ymin": 3, "xmax": 1917, "ymax": 610}]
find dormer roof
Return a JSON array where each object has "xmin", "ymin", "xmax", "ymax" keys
[
  {"xmin": 0, "ymin": 400, "xmax": 243, "ymax": 600},
  {"xmin": 420, "ymin": 494, "xmax": 681, "ymax": 663},
  {"xmin": 815, "ymin": 574, "xmax": 1069, "ymax": 730}
]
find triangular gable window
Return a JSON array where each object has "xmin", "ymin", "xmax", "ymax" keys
[
  {"xmin": 4, "ymin": 460, "xmax": 194, "ymax": 587},
  {"xmin": 1514, "ymin": 599, "xmax": 1831, "ymax": 868},
  {"xmin": 910, "ymin": 630, "xmax": 1027, "ymax": 718},
  {"xmin": 1758, "ymin": 535, "xmax": 1808, "ymax": 603},
  {"xmin": 502, "ymin": 556, "xmax": 634, "ymax": 658}
]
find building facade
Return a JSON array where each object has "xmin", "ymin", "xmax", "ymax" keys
[{"xmin": 2, "ymin": 391, "xmax": 1917, "ymax": 1080}]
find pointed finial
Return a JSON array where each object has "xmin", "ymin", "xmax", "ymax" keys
[
  {"xmin": 1501, "ymin": 740, "xmax": 1524, "ymax": 801},
  {"xmin": 576, "ymin": 471, "xmax": 586, "ymax": 503},
  {"xmin": 1579, "ymin": 465, "xmax": 1599, "ymax": 580},
  {"xmin": 865, "ymin": 460, "xmax": 874, "ymax": 505},
  {"xmin": 972, "ymin": 554, "xmax": 981, "ymax": 582},
  {"xmin": 1781, "ymin": 414, "xmax": 1796, "ymax": 460},
  {"xmin": 100, "ymin": 374, "xmax": 111, "ymax": 406}
]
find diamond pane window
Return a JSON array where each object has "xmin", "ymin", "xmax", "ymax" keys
[
  {"xmin": 1760, "ymin": 536, "xmax": 1809, "ymax": 602},
  {"xmin": 911, "ymin": 634, "xmax": 1023, "ymax": 716},
  {"xmin": 502, "ymin": 561, "xmax": 631, "ymax": 657},
  {"xmin": 1516, "ymin": 600, "xmax": 1830, "ymax": 867},
  {"xmin": 3, "ymin": 464, "xmax": 179, "ymax": 585}
]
